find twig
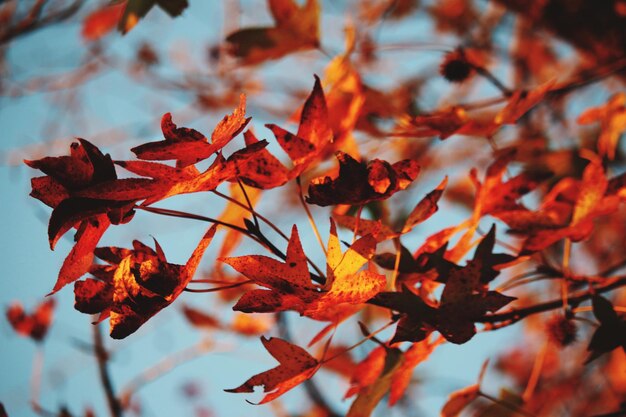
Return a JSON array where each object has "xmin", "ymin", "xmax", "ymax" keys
[
  {"xmin": 120, "ymin": 338, "xmax": 215, "ymax": 407},
  {"xmin": 297, "ymin": 177, "xmax": 327, "ymax": 258},
  {"xmin": 480, "ymin": 275, "xmax": 626, "ymax": 324},
  {"xmin": 93, "ymin": 323, "xmax": 123, "ymax": 417}
]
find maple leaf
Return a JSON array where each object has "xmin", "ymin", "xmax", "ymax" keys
[
  {"xmin": 346, "ymin": 346, "xmax": 404, "ymax": 417},
  {"xmin": 306, "ymin": 151, "xmax": 419, "ymax": 206},
  {"xmin": 585, "ymin": 295, "xmax": 626, "ymax": 364},
  {"xmin": 131, "ymin": 95, "xmax": 250, "ymax": 167},
  {"xmin": 78, "ymin": 140, "xmax": 269, "ymax": 205},
  {"xmin": 26, "ymin": 139, "xmax": 138, "ymax": 293},
  {"xmin": 233, "ymin": 130, "xmax": 291, "ymax": 189},
  {"xmin": 74, "ymin": 225, "xmax": 217, "ymax": 338},
  {"xmin": 222, "ymin": 223, "xmax": 385, "ymax": 321},
  {"xmin": 436, "ymin": 260, "xmax": 516, "ymax": 344},
  {"xmin": 375, "ymin": 224, "xmax": 515, "ymax": 286},
  {"xmin": 82, "ymin": 2, "xmax": 126, "ymax": 41},
  {"xmin": 225, "ymin": 0, "xmax": 320, "ymax": 65},
  {"xmin": 372, "ymin": 227, "xmax": 515, "ymax": 344},
  {"xmin": 334, "ymin": 176, "xmax": 447, "ymax": 242},
  {"xmin": 225, "ymin": 336, "xmax": 320, "ymax": 404},
  {"xmin": 6, "ymin": 299, "xmax": 55, "ymax": 343},
  {"xmin": 578, "ymin": 93, "xmax": 626, "ymax": 160},
  {"xmin": 262, "ymin": 75, "xmax": 333, "ymax": 179},
  {"xmin": 519, "ymin": 155, "xmax": 622, "ymax": 253},
  {"xmin": 118, "ymin": 0, "xmax": 189, "ymax": 34}
]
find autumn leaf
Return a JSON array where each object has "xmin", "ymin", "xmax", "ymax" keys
[
  {"xmin": 26, "ymin": 139, "xmax": 139, "ymax": 293},
  {"xmin": 437, "ymin": 258, "xmax": 516, "ymax": 344},
  {"xmin": 389, "ymin": 340, "xmax": 436, "ymax": 405},
  {"xmin": 578, "ymin": 93, "xmax": 626, "ymax": 160},
  {"xmin": 495, "ymin": 79, "xmax": 556, "ymax": 125},
  {"xmin": 181, "ymin": 304, "xmax": 222, "ymax": 330},
  {"xmin": 306, "ymin": 151, "xmax": 419, "ymax": 206},
  {"xmin": 585, "ymin": 295, "xmax": 626, "ymax": 364},
  {"xmin": 225, "ymin": 0, "xmax": 320, "ymax": 65},
  {"xmin": 346, "ymin": 346, "xmax": 403, "ymax": 417},
  {"xmin": 131, "ymin": 95, "xmax": 250, "ymax": 167},
  {"xmin": 6, "ymin": 298, "xmax": 55, "ymax": 343},
  {"xmin": 74, "ymin": 225, "xmax": 217, "ymax": 338},
  {"xmin": 118, "ymin": 0, "xmax": 188, "ymax": 34},
  {"xmin": 372, "ymin": 227, "xmax": 515, "ymax": 344},
  {"xmin": 233, "ymin": 130, "xmax": 290, "ymax": 189},
  {"xmin": 82, "ymin": 2, "xmax": 126, "ymax": 41},
  {"xmin": 402, "ymin": 176, "xmax": 448, "ymax": 234},
  {"xmin": 520, "ymin": 155, "xmax": 621, "ymax": 253},
  {"xmin": 223, "ymin": 223, "xmax": 385, "ymax": 321},
  {"xmin": 225, "ymin": 336, "xmax": 320, "ymax": 404},
  {"xmin": 263, "ymin": 75, "xmax": 333, "ymax": 179},
  {"xmin": 440, "ymin": 384, "xmax": 480, "ymax": 417}
]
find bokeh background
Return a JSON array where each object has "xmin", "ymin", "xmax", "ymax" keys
[{"xmin": 1, "ymin": 1, "xmax": 622, "ymax": 416}]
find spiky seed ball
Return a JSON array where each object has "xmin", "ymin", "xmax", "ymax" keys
[
  {"xmin": 440, "ymin": 50, "xmax": 474, "ymax": 83},
  {"xmin": 547, "ymin": 315, "xmax": 578, "ymax": 347}
]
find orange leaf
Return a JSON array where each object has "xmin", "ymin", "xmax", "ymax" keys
[
  {"xmin": 389, "ymin": 340, "xmax": 436, "ymax": 405},
  {"xmin": 73, "ymin": 225, "xmax": 217, "ymax": 338},
  {"xmin": 82, "ymin": 2, "xmax": 126, "ymax": 41},
  {"xmin": 225, "ymin": 337, "xmax": 320, "ymax": 404},
  {"xmin": 53, "ymin": 214, "xmax": 111, "ymax": 294},
  {"xmin": 440, "ymin": 384, "xmax": 480, "ymax": 417}
]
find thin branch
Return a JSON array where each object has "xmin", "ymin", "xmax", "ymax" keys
[
  {"xmin": 93, "ymin": 323, "xmax": 123, "ymax": 417},
  {"xmin": 120, "ymin": 339, "xmax": 215, "ymax": 407},
  {"xmin": 297, "ymin": 177, "xmax": 327, "ymax": 258},
  {"xmin": 0, "ymin": 0, "xmax": 85, "ymax": 45},
  {"xmin": 480, "ymin": 275, "xmax": 626, "ymax": 324}
]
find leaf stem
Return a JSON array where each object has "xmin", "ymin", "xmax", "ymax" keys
[
  {"xmin": 297, "ymin": 177, "xmax": 327, "ymax": 258},
  {"xmin": 322, "ymin": 321, "xmax": 395, "ymax": 364}
]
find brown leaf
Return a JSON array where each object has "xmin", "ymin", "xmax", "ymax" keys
[
  {"xmin": 225, "ymin": 337, "xmax": 320, "ymax": 404},
  {"xmin": 225, "ymin": 0, "xmax": 320, "ymax": 65},
  {"xmin": 181, "ymin": 305, "xmax": 222, "ymax": 330},
  {"xmin": 306, "ymin": 152, "xmax": 419, "ymax": 206}
]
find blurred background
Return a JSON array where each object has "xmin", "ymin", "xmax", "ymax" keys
[{"xmin": 1, "ymin": 1, "xmax": 625, "ymax": 416}]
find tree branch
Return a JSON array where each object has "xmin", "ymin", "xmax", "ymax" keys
[
  {"xmin": 93, "ymin": 323, "xmax": 123, "ymax": 417},
  {"xmin": 480, "ymin": 275, "xmax": 626, "ymax": 324}
]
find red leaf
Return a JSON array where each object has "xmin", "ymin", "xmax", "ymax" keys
[
  {"xmin": 82, "ymin": 2, "xmax": 126, "ymax": 41},
  {"xmin": 6, "ymin": 298, "xmax": 56, "ymax": 342},
  {"xmin": 225, "ymin": 337, "xmax": 320, "ymax": 404}
]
